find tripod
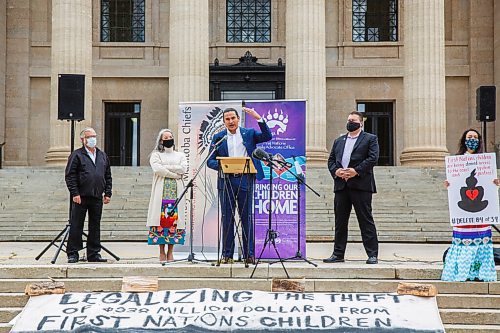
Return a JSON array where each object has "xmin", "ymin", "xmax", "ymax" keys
[
  {"xmin": 163, "ymin": 138, "xmax": 225, "ymax": 266},
  {"xmin": 36, "ymin": 120, "xmax": 119, "ymax": 264},
  {"xmin": 251, "ymin": 160, "xmax": 289, "ymax": 278},
  {"xmin": 269, "ymin": 158, "xmax": 319, "ymax": 267}
]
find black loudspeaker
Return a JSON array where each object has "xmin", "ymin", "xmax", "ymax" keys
[
  {"xmin": 476, "ymin": 86, "xmax": 496, "ymax": 122},
  {"xmin": 58, "ymin": 74, "xmax": 85, "ymax": 120}
]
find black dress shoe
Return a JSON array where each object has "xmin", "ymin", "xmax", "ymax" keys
[
  {"xmin": 323, "ymin": 254, "xmax": 345, "ymax": 263},
  {"xmin": 88, "ymin": 255, "xmax": 107, "ymax": 263},
  {"xmin": 245, "ymin": 256, "xmax": 255, "ymax": 265},
  {"xmin": 67, "ymin": 254, "xmax": 79, "ymax": 264},
  {"xmin": 366, "ymin": 256, "xmax": 378, "ymax": 264}
]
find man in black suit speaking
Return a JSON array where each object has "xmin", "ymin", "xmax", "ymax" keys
[{"xmin": 324, "ymin": 111, "xmax": 379, "ymax": 264}]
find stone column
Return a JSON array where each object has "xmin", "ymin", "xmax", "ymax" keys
[
  {"xmin": 45, "ymin": 0, "xmax": 92, "ymax": 165},
  {"xmin": 400, "ymin": 0, "xmax": 448, "ymax": 165},
  {"xmin": 4, "ymin": 0, "xmax": 30, "ymax": 166},
  {"xmin": 0, "ymin": 1, "xmax": 6, "ymax": 147},
  {"xmin": 168, "ymin": 0, "xmax": 209, "ymax": 137},
  {"xmin": 285, "ymin": 0, "xmax": 328, "ymax": 164}
]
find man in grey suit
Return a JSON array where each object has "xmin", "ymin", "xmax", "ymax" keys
[{"xmin": 324, "ymin": 111, "xmax": 379, "ymax": 264}]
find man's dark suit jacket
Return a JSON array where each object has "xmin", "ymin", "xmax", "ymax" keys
[
  {"xmin": 207, "ymin": 121, "xmax": 272, "ymax": 188},
  {"xmin": 327, "ymin": 131, "xmax": 379, "ymax": 193},
  {"xmin": 65, "ymin": 147, "xmax": 112, "ymax": 199}
]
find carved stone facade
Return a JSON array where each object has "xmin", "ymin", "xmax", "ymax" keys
[{"xmin": 0, "ymin": 0, "xmax": 499, "ymax": 166}]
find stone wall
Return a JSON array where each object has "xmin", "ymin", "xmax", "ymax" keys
[
  {"xmin": 1, "ymin": 0, "xmax": 500, "ymax": 166},
  {"xmin": 326, "ymin": 77, "xmax": 403, "ymax": 163},
  {"xmin": 495, "ymin": 1, "xmax": 500, "ymax": 157},
  {"xmin": 28, "ymin": 78, "xmax": 50, "ymax": 165},
  {"xmin": 468, "ymin": 0, "xmax": 495, "ymax": 147},
  {"xmin": 208, "ymin": 0, "xmax": 286, "ymax": 65},
  {"xmin": 445, "ymin": 77, "xmax": 470, "ymax": 153},
  {"xmin": 92, "ymin": 78, "xmax": 168, "ymax": 166}
]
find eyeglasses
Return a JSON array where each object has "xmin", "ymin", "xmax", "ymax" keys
[{"xmin": 85, "ymin": 135, "xmax": 96, "ymax": 139}]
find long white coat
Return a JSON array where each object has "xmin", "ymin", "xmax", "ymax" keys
[{"xmin": 146, "ymin": 148, "xmax": 188, "ymax": 227}]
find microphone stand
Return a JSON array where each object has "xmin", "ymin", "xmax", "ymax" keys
[
  {"xmin": 163, "ymin": 137, "xmax": 225, "ymax": 266},
  {"xmin": 250, "ymin": 157, "xmax": 289, "ymax": 278},
  {"xmin": 269, "ymin": 158, "xmax": 319, "ymax": 267}
]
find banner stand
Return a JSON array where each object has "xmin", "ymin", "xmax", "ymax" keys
[{"xmin": 268, "ymin": 159, "xmax": 320, "ymax": 267}]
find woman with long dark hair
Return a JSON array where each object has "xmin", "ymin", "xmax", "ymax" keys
[{"xmin": 442, "ymin": 128, "xmax": 498, "ymax": 281}]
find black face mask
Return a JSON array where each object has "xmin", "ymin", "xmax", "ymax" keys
[
  {"xmin": 346, "ymin": 121, "xmax": 361, "ymax": 132},
  {"xmin": 162, "ymin": 139, "xmax": 174, "ymax": 148}
]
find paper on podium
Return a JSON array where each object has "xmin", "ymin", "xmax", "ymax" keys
[{"xmin": 216, "ymin": 157, "xmax": 257, "ymax": 174}]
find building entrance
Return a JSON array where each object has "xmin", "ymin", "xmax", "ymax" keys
[
  {"xmin": 357, "ymin": 102, "xmax": 394, "ymax": 166},
  {"xmin": 104, "ymin": 102, "xmax": 140, "ymax": 166},
  {"xmin": 209, "ymin": 51, "xmax": 285, "ymax": 101}
]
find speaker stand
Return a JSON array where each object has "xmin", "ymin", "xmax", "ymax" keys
[{"xmin": 482, "ymin": 121, "xmax": 488, "ymax": 152}]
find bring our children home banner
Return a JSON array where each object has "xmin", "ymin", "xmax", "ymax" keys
[{"xmin": 245, "ymin": 100, "xmax": 307, "ymax": 259}]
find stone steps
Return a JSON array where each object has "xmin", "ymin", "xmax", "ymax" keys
[
  {"xmin": 0, "ymin": 264, "xmax": 498, "ymax": 332},
  {"xmin": 440, "ymin": 309, "xmax": 500, "ymax": 325},
  {"xmin": 0, "ymin": 308, "xmax": 20, "ymax": 324},
  {"xmin": 444, "ymin": 324, "xmax": 500, "ymax": 333},
  {"xmin": 0, "ymin": 166, "xmax": 497, "ymax": 242}
]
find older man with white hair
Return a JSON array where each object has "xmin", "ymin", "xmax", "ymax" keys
[{"xmin": 65, "ymin": 127, "xmax": 112, "ymax": 263}]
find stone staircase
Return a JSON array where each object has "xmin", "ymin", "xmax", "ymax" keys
[
  {"xmin": 306, "ymin": 166, "xmax": 454, "ymax": 242},
  {"xmin": 0, "ymin": 264, "xmax": 498, "ymax": 332},
  {"xmin": 0, "ymin": 167, "xmax": 152, "ymax": 242},
  {"xmin": 0, "ymin": 166, "xmax": 497, "ymax": 243}
]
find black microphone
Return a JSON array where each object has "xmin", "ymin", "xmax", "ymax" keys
[
  {"xmin": 253, "ymin": 149, "xmax": 294, "ymax": 169},
  {"xmin": 242, "ymin": 100, "xmax": 246, "ymax": 107},
  {"xmin": 252, "ymin": 148, "xmax": 272, "ymax": 162}
]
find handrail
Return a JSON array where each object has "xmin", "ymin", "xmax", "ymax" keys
[{"xmin": 0, "ymin": 142, "xmax": 5, "ymax": 169}]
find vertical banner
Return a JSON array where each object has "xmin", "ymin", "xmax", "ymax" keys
[
  {"xmin": 445, "ymin": 153, "xmax": 499, "ymax": 226},
  {"xmin": 245, "ymin": 100, "xmax": 307, "ymax": 259},
  {"xmin": 178, "ymin": 101, "xmax": 242, "ymax": 251}
]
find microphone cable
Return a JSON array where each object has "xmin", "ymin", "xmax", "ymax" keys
[{"xmin": 199, "ymin": 144, "xmax": 215, "ymax": 261}]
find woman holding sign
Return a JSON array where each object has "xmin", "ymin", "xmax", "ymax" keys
[
  {"xmin": 442, "ymin": 128, "xmax": 499, "ymax": 282},
  {"xmin": 146, "ymin": 129, "xmax": 188, "ymax": 263}
]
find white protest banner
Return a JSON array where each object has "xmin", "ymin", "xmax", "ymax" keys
[
  {"xmin": 446, "ymin": 153, "xmax": 500, "ymax": 226},
  {"xmin": 11, "ymin": 288, "xmax": 445, "ymax": 332}
]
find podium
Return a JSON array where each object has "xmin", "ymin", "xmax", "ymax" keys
[
  {"xmin": 216, "ymin": 157, "xmax": 257, "ymax": 267},
  {"xmin": 217, "ymin": 157, "xmax": 257, "ymax": 175}
]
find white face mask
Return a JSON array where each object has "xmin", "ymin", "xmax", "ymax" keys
[{"xmin": 86, "ymin": 137, "xmax": 97, "ymax": 148}]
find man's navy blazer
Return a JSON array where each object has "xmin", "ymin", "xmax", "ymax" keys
[
  {"xmin": 327, "ymin": 131, "xmax": 379, "ymax": 193},
  {"xmin": 207, "ymin": 121, "xmax": 272, "ymax": 187}
]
